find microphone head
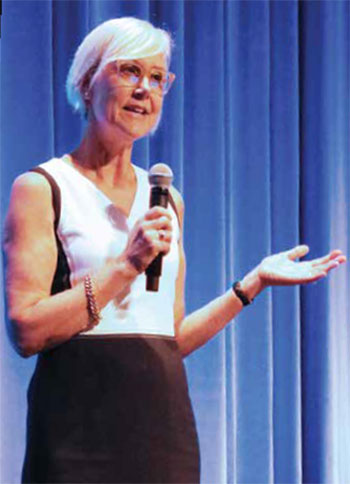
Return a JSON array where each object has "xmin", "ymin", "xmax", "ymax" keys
[{"xmin": 148, "ymin": 163, "xmax": 173, "ymax": 188}]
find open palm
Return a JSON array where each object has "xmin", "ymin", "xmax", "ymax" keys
[{"xmin": 258, "ymin": 245, "xmax": 346, "ymax": 287}]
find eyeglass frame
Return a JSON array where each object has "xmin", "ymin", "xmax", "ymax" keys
[{"xmin": 110, "ymin": 60, "xmax": 175, "ymax": 96}]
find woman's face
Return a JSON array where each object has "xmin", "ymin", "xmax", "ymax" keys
[{"xmin": 88, "ymin": 53, "xmax": 168, "ymax": 141}]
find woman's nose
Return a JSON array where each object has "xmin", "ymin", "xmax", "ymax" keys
[
  {"xmin": 133, "ymin": 78, "xmax": 151, "ymax": 100},
  {"xmin": 140, "ymin": 76, "xmax": 151, "ymax": 91}
]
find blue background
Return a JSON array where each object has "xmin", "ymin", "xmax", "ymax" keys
[{"xmin": 1, "ymin": 1, "xmax": 349, "ymax": 483}]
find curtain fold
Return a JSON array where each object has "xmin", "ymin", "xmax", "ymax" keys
[
  {"xmin": 299, "ymin": 3, "xmax": 350, "ymax": 483},
  {"xmin": 1, "ymin": 1, "xmax": 349, "ymax": 483},
  {"xmin": 269, "ymin": 3, "xmax": 301, "ymax": 483}
]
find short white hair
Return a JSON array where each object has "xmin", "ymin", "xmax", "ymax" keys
[{"xmin": 66, "ymin": 17, "xmax": 172, "ymax": 116}]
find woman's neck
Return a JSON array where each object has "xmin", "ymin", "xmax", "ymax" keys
[{"xmin": 70, "ymin": 123, "xmax": 135, "ymax": 188}]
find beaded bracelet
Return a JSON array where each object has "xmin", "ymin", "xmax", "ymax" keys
[{"xmin": 84, "ymin": 274, "xmax": 102, "ymax": 329}]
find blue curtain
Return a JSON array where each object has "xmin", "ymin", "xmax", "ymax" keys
[{"xmin": 1, "ymin": 1, "xmax": 349, "ymax": 483}]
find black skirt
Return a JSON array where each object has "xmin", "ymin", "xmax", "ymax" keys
[{"xmin": 22, "ymin": 335, "xmax": 200, "ymax": 484}]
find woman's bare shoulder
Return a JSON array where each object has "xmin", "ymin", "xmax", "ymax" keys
[
  {"xmin": 4, "ymin": 171, "xmax": 55, "ymax": 245},
  {"xmin": 11, "ymin": 171, "xmax": 52, "ymax": 193},
  {"xmin": 7, "ymin": 171, "xmax": 54, "ymax": 216}
]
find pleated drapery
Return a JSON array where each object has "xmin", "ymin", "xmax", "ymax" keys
[{"xmin": 1, "ymin": 1, "xmax": 349, "ymax": 483}]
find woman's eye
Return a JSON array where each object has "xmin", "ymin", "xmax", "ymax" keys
[
  {"xmin": 121, "ymin": 65, "xmax": 141, "ymax": 77},
  {"xmin": 151, "ymin": 73, "xmax": 163, "ymax": 85}
]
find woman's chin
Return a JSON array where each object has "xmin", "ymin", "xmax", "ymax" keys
[
  {"xmin": 90, "ymin": 114, "xmax": 158, "ymax": 143},
  {"xmin": 114, "ymin": 119, "xmax": 157, "ymax": 141}
]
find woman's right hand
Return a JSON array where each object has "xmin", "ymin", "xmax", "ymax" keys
[{"xmin": 124, "ymin": 206, "xmax": 173, "ymax": 273}]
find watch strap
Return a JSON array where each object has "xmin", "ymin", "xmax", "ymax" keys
[{"xmin": 232, "ymin": 281, "xmax": 253, "ymax": 306}]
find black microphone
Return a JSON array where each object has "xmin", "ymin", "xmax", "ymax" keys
[{"xmin": 146, "ymin": 163, "xmax": 173, "ymax": 292}]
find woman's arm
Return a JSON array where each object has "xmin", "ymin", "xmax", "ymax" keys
[
  {"xmin": 171, "ymin": 188, "xmax": 346, "ymax": 357},
  {"xmin": 4, "ymin": 172, "xmax": 172, "ymax": 357}
]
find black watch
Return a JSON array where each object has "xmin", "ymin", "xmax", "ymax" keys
[{"xmin": 232, "ymin": 281, "xmax": 253, "ymax": 306}]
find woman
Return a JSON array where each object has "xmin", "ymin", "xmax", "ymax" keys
[{"xmin": 4, "ymin": 17, "xmax": 346, "ymax": 484}]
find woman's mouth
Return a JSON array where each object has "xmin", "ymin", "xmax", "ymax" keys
[{"xmin": 123, "ymin": 105, "xmax": 148, "ymax": 115}]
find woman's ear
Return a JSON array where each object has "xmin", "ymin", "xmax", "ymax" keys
[{"xmin": 79, "ymin": 62, "xmax": 99, "ymax": 111}]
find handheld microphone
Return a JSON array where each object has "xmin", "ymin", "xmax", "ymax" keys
[{"xmin": 146, "ymin": 163, "xmax": 173, "ymax": 292}]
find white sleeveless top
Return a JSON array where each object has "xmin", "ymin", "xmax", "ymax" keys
[{"xmin": 40, "ymin": 158, "xmax": 180, "ymax": 337}]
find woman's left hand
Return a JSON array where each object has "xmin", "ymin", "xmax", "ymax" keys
[{"xmin": 258, "ymin": 245, "xmax": 346, "ymax": 287}]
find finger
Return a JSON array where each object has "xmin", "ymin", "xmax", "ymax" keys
[
  {"xmin": 285, "ymin": 245, "xmax": 310, "ymax": 261},
  {"xmin": 324, "ymin": 260, "xmax": 340, "ymax": 271},
  {"xmin": 310, "ymin": 253, "xmax": 335, "ymax": 267},
  {"xmin": 145, "ymin": 206, "xmax": 172, "ymax": 221},
  {"xmin": 305, "ymin": 255, "xmax": 346, "ymax": 280},
  {"xmin": 146, "ymin": 228, "xmax": 172, "ymax": 253},
  {"xmin": 153, "ymin": 237, "xmax": 171, "ymax": 255},
  {"xmin": 329, "ymin": 249, "xmax": 345, "ymax": 258},
  {"xmin": 311, "ymin": 250, "xmax": 346, "ymax": 267},
  {"xmin": 317, "ymin": 258, "xmax": 344, "ymax": 274},
  {"xmin": 144, "ymin": 216, "xmax": 173, "ymax": 233},
  {"xmin": 330, "ymin": 251, "xmax": 347, "ymax": 264},
  {"xmin": 156, "ymin": 228, "xmax": 172, "ymax": 244},
  {"xmin": 146, "ymin": 229, "xmax": 160, "ymax": 245}
]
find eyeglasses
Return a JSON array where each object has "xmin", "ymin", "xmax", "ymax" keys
[{"xmin": 112, "ymin": 61, "xmax": 175, "ymax": 96}]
